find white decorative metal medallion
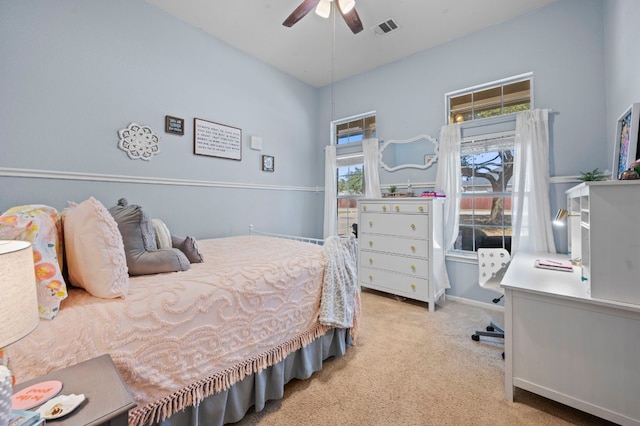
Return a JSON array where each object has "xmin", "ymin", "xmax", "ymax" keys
[{"xmin": 118, "ymin": 123, "xmax": 160, "ymax": 161}]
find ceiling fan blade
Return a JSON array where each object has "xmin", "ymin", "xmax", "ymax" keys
[
  {"xmin": 338, "ymin": 6, "xmax": 364, "ymax": 34},
  {"xmin": 283, "ymin": 0, "xmax": 322, "ymax": 27}
]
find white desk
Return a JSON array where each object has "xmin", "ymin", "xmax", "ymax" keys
[{"xmin": 501, "ymin": 252, "xmax": 640, "ymax": 426}]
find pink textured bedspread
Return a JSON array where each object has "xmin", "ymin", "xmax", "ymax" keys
[{"xmin": 9, "ymin": 236, "xmax": 328, "ymax": 425}]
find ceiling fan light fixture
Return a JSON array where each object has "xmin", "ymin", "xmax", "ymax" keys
[
  {"xmin": 338, "ymin": 0, "xmax": 355, "ymax": 14},
  {"xmin": 315, "ymin": 0, "xmax": 332, "ymax": 19}
]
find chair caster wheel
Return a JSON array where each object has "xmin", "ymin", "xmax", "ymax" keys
[
  {"xmin": 486, "ymin": 326, "xmax": 495, "ymax": 332},
  {"xmin": 471, "ymin": 334, "xmax": 480, "ymax": 341}
]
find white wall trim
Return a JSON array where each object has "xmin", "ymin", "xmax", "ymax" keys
[
  {"xmin": 383, "ymin": 176, "xmax": 581, "ymax": 190},
  {"xmin": 549, "ymin": 175, "xmax": 583, "ymax": 184},
  {"xmin": 0, "ymin": 167, "xmax": 322, "ymax": 192},
  {"xmin": 0, "ymin": 167, "xmax": 581, "ymax": 193},
  {"xmin": 446, "ymin": 294, "xmax": 505, "ymax": 312}
]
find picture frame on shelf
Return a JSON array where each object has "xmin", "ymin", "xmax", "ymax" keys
[
  {"xmin": 262, "ymin": 155, "xmax": 274, "ymax": 172},
  {"xmin": 612, "ymin": 103, "xmax": 640, "ymax": 179}
]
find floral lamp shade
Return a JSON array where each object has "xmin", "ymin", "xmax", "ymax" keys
[{"xmin": 0, "ymin": 240, "xmax": 39, "ymax": 349}]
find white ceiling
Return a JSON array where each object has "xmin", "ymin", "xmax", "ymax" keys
[{"xmin": 145, "ymin": 0, "xmax": 557, "ymax": 88}]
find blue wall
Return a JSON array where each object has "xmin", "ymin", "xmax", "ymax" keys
[
  {"xmin": 319, "ymin": 0, "xmax": 611, "ymax": 301},
  {"xmin": 2, "ymin": 0, "xmax": 639, "ymax": 303},
  {"xmin": 0, "ymin": 0, "xmax": 324, "ymax": 239}
]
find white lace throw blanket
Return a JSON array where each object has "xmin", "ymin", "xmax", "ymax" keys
[
  {"xmin": 9, "ymin": 236, "xmax": 333, "ymax": 426},
  {"xmin": 319, "ymin": 236, "xmax": 361, "ymax": 342}
]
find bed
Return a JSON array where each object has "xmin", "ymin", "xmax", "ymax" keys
[{"xmin": 3, "ymin": 200, "xmax": 359, "ymax": 426}]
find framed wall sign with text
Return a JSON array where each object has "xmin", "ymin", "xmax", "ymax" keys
[
  {"xmin": 193, "ymin": 118, "xmax": 242, "ymax": 161},
  {"xmin": 165, "ymin": 115, "xmax": 184, "ymax": 135}
]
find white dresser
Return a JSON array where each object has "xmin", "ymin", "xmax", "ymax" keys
[{"xmin": 357, "ymin": 198, "xmax": 446, "ymax": 312}]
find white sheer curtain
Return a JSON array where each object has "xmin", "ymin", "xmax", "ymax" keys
[
  {"xmin": 434, "ymin": 123, "xmax": 462, "ymax": 253},
  {"xmin": 511, "ymin": 109, "xmax": 556, "ymax": 253},
  {"xmin": 432, "ymin": 123, "xmax": 460, "ymax": 292},
  {"xmin": 362, "ymin": 138, "xmax": 381, "ymax": 198},
  {"xmin": 323, "ymin": 145, "xmax": 337, "ymax": 238}
]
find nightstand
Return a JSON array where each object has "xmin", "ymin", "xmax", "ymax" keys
[{"xmin": 13, "ymin": 354, "xmax": 136, "ymax": 426}]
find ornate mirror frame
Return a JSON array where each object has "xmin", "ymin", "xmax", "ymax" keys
[{"xmin": 378, "ymin": 134, "xmax": 439, "ymax": 172}]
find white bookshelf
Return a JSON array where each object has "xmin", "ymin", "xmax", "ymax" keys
[{"xmin": 566, "ymin": 180, "xmax": 640, "ymax": 304}]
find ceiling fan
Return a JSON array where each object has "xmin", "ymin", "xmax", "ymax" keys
[{"xmin": 283, "ymin": 0, "xmax": 364, "ymax": 34}]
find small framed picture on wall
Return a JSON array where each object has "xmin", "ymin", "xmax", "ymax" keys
[
  {"xmin": 165, "ymin": 115, "xmax": 185, "ymax": 135},
  {"xmin": 262, "ymin": 155, "xmax": 274, "ymax": 172}
]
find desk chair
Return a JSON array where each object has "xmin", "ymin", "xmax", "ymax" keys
[{"xmin": 471, "ymin": 248, "xmax": 511, "ymax": 358}]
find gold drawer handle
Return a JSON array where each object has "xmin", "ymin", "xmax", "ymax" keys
[
  {"xmin": 395, "ymin": 206, "xmax": 400, "ymax": 212},
  {"xmin": 419, "ymin": 206, "xmax": 424, "ymax": 212},
  {"xmin": 369, "ymin": 275, "xmax": 374, "ymax": 281},
  {"xmin": 369, "ymin": 240, "xmax": 373, "ymax": 247},
  {"xmin": 369, "ymin": 258, "xmax": 373, "ymax": 264},
  {"xmin": 411, "ymin": 264, "xmax": 416, "ymax": 271},
  {"xmin": 382, "ymin": 205, "xmax": 387, "ymax": 212},
  {"xmin": 410, "ymin": 245, "xmax": 416, "ymax": 252},
  {"xmin": 410, "ymin": 283, "xmax": 416, "ymax": 290},
  {"xmin": 369, "ymin": 221, "xmax": 373, "ymax": 227},
  {"xmin": 410, "ymin": 224, "xmax": 416, "ymax": 230},
  {"xmin": 363, "ymin": 205, "xmax": 367, "ymax": 211}
]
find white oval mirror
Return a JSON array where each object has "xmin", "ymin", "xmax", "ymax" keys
[{"xmin": 379, "ymin": 134, "xmax": 439, "ymax": 172}]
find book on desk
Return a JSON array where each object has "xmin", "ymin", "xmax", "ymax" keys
[
  {"xmin": 534, "ymin": 258, "xmax": 574, "ymax": 272},
  {"xmin": 9, "ymin": 410, "xmax": 43, "ymax": 426}
]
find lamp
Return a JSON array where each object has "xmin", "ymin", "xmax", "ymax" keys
[
  {"xmin": 0, "ymin": 240, "xmax": 39, "ymax": 422},
  {"xmin": 338, "ymin": 0, "xmax": 355, "ymax": 13},
  {"xmin": 553, "ymin": 208, "xmax": 568, "ymax": 226},
  {"xmin": 315, "ymin": 0, "xmax": 331, "ymax": 18},
  {"xmin": 316, "ymin": 0, "xmax": 356, "ymax": 18}
]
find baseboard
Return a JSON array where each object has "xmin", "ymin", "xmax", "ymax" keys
[{"xmin": 445, "ymin": 294, "xmax": 505, "ymax": 312}]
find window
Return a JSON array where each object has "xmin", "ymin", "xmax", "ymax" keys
[
  {"xmin": 445, "ymin": 74, "xmax": 531, "ymax": 252},
  {"xmin": 448, "ymin": 74, "xmax": 531, "ymax": 124},
  {"xmin": 457, "ymin": 134, "xmax": 514, "ymax": 252},
  {"xmin": 333, "ymin": 113, "xmax": 376, "ymax": 236}
]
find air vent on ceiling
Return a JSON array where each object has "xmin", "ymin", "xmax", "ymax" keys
[{"xmin": 371, "ymin": 18, "xmax": 399, "ymax": 37}]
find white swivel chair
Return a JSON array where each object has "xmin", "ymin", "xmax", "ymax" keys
[{"xmin": 471, "ymin": 248, "xmax": 511, "ymax": 357}]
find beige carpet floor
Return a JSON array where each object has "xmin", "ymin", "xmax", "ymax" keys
[{"xmin": 235, "ymin": 289, "xmax": 616, "ymax": 426}]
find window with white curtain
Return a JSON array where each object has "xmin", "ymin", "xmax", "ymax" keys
[
  {"xmin": 445, "ymin": 74, "xmax": 532, "ymax": 252},
  {"xmin": 333, "ymin": 112, "xmax": 376, "ymax": 236}
]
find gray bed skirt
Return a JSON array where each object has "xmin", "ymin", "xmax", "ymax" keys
[{"xmin": 155, "ymin": 327, "xmax": 351, "ymax": 426}]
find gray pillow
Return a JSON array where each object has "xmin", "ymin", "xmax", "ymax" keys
[
  {"xmin": 172, "ymin": 235, "xmax": 204, "ymax": 263},
  {"xmin": 108, "ymin": 198, "xmax": 190, "ymax": 276}
]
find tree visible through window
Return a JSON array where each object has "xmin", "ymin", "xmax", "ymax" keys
[
  {"xmin": 334, "ymin": 113, "xmax": 375, "ymax": 236},
  {"xmin": 446, "ymin": 73, "xmax": 531, "ymax": 252},
  {"xmin": 336, "ymin": 164, "xmax": 363, "ymax": 236},
  {"xmin": 458, "ymin": 145, "xmax": 513, "ymax": 251}
]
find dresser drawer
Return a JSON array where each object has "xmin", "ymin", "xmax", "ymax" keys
[
  {"xmin": 361, "ymin": 213, "xmax": 430, "ymax": 238},
  {"xmin": 390, "ymin": 202, "xmax": 430, "ymax": 214},
  {"xmin": 360, "ymin": 267, "xmax": 429, "ymax": 302},
  {"xmin": 360, "ymin": 202, "xmax": 392, "ymax": 213},
  {"xmin": 360, "ymin": 234, "xmax": 430, "ymax": 257},
  {"xmin": 360, "ymin": 251, "xmax": 429, "ymax": 277}
]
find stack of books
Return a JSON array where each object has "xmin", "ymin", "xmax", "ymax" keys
[
  {"xmin": 534, "ymin": 258, "xmax": 574, "ymax": 272},
  {"xmin": 9, "ymin": 410, "xmax": 44, "ymax": 426},
  {"xmin": 420, "ymin": 190, "xmax": 445, "ymax": 198}
]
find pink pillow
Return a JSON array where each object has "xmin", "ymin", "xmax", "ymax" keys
[
  {"xmin": 0, "ymin": 205, "xmax": 68, "ymax": 319},
  {"xmin": 63, "ymin": 197, "xmax": 129, "ymax": 298}
]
